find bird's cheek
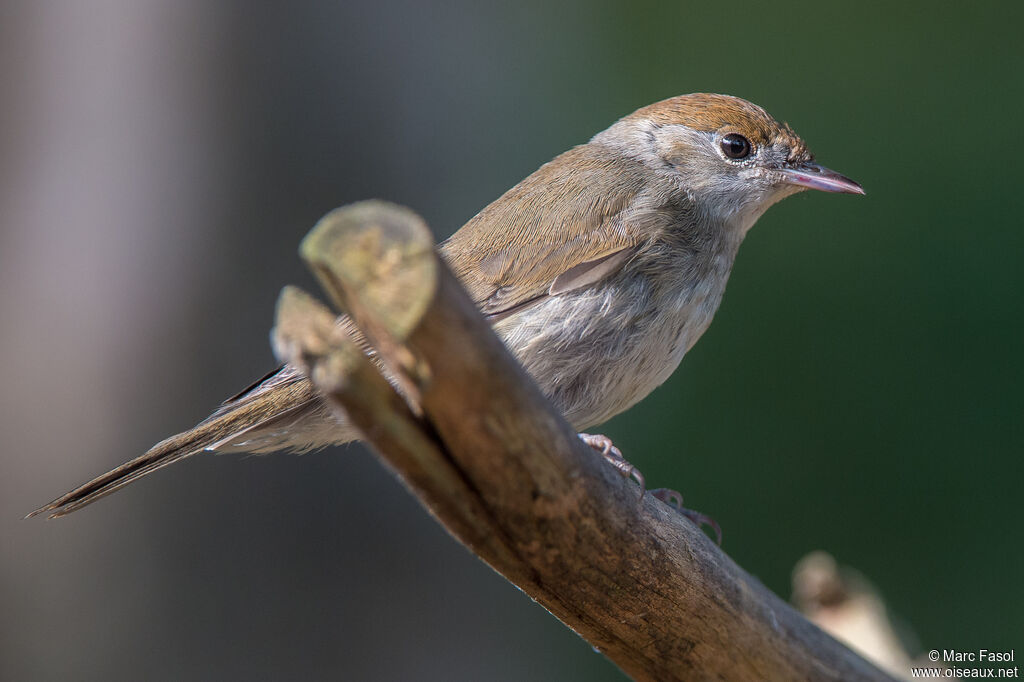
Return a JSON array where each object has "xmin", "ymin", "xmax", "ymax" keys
[{"xmin": 664, "ymin": 153, "xmax": 692, "ymax": 172}]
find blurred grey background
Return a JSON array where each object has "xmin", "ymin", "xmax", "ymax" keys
[{"xmin": 2, "ymin": 1, "xmax": 1021, "ymax": 680}]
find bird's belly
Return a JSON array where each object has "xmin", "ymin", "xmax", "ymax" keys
[{"xmin": 494, "ymin": 277, "xmax": 720, "ymax": 430}]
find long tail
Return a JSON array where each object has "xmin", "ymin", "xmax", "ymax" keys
[{"xmin": 27, "ymin": 371, "xmax": 318, "ymax": 519}]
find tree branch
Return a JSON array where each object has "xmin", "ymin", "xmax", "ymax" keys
[{"xmin": 270, "ymin": 201, "xmax": 896, "ymax": 682}]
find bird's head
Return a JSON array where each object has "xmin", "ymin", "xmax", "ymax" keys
[{"xmin": 592, "ymin": 93, "xmax": 863, "ymax": 230}]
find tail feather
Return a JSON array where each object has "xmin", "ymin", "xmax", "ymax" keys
[{"xmin": 27, "ymin": 375, "xmax": 318, "ymax": 519}]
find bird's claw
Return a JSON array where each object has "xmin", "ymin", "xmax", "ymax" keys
[
  {"xmin": 578, "ymin": 433, "xmax": 645, "ymax": 494},
  {"xmin": 576, "ymin": 434, "xmax": 721, "ymax": 544},
  {"xmin": 651, "ymin": 488, "xmax": 723, "ymax": 546}
]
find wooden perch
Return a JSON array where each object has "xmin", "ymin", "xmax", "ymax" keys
[{"xmin": 270, "ymin": 201, "xmax": 897, "ymax": 682}]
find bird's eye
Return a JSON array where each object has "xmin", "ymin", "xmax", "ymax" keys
[{"xmin": 720, "ymin": 133, "xmax": 752, "ymax": 160}]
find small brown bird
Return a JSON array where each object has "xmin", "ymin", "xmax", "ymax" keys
[{"xmin": 30, "ymin": 93, "xmax": 862, "ymax": 518}]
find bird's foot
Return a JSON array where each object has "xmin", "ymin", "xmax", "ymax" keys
[
  {"xmin": 576, "ymin": 434, "xmax": 720, "ymax": 544},
  {"xmin": 578, "ymin": 432, "xmax": 645, "ymax": 493},
  {"xmin": 651, "ymin": 488, "xmax": 723, "ymax": 546}
]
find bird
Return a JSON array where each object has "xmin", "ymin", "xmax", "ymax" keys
[{"xmin": 29, "ymin": 93, "xmax": 863, "ymax": 519}]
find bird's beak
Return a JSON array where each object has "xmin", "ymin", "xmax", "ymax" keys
[{"xmin": 779, "ymin": 162, "xmax": 865, "ymax": 195}]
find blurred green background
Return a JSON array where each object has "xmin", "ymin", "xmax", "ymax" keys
[{"xmin": 2, "ymin": 1, "xmax": 1021, "ymax": 680}]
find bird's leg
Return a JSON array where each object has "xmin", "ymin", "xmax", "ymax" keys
[
  {"xmin": 650, "ymin": 488, "xmax": 723, "ymax": 546},
  {"xmin": 578, "ymin": 433, "xmax": 645, "ymax": 492}
]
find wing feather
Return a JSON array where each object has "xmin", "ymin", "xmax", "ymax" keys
[{"xmin": 441, "ymin": 144, "xmax": 653, "ymax": 319}]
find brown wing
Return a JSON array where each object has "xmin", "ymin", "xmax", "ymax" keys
[{"xmin": 441, "ymin": 144, "xmax": 653, "ymax": 319}]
